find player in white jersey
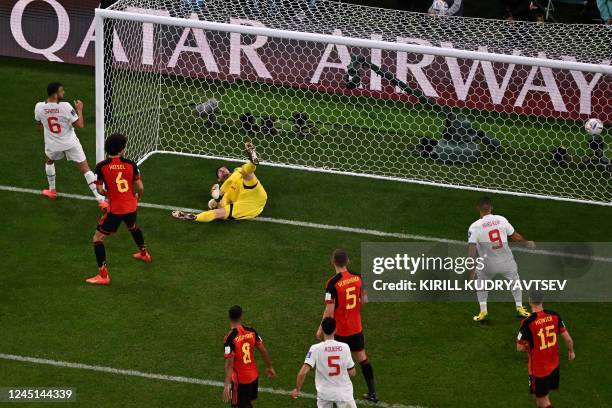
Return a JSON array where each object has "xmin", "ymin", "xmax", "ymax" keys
[
  {"xmin": 34, "ymin": 82, "xmax": 107, "ymax": 210},
  {"xmin": 468, "ymin": 197, "xmax": 536, "ymax": 322},
  {"xmin": 291, "ymin": 317, "xmax": 357, "ymax": 408}
]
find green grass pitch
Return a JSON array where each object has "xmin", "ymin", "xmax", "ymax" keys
[{"xmin": 0, "ymin": 56, "xmax": 610, "ymax": 407}]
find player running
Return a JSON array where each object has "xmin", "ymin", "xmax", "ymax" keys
[
  {"xmin": 223, "ymin": 305, "xmax": 276, "ymax": 408},
  {"xmin": 468, "ymin": 197, "xmax": 536, "ymax": 322},
  {"xmin": 291, "ymin": 317, "xmax": 357, "ymax": 408},
  {"xmin": 317, "ymin": 249, "xmax": 378, "ymax": 403},
  {"xmin": 86, "ymin": 133, "xmax": 152, "ymax": 285},
  {"xmin": 517, "ymin": 291, "xmax": 575, "ymax": 408},
  {"xmin": 171, "ymin": 142, "xmax": 267, "ymax": 222},
  {"xmin": 34, "ymin": 82, "xmax": 107, "ymax": 210}
]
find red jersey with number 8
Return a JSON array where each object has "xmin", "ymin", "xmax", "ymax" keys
[
  {"xmin": 95, "ymin": 157, "xmax": 140, "ymax": 214},
  {"xmin": 325, "ymin": 270, "xmax": 363, "ymax": 337},
  {"xmin": 224, "ymin": 325, "xmax": 262, "ymax": 384},
  {"xmin": 517, "ymin": 310, "xmax": 567, "ymax": 377}
]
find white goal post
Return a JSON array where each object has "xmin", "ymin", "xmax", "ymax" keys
[{"xmin": 94, "ymin": 0, "xmax": 612, "ymax": 206}]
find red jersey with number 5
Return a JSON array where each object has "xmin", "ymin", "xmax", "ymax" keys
[
  {"xmin": 325, "ymin": 270, "xmax": 363, "ymax": 337},
  {"xmin": 224, "ymin": 325, "xmax": 262, "ymax": 384},
  {"xmin": 95, "ymin": 157, "xmax": 140, "ymax": 214},
  {"xmin": 517, "ymin": 310, "xmax": 567, "ymax": 377}
]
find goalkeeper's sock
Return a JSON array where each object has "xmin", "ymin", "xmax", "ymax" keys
[
  {"xmin": 195, "ymin": 210, "xmax": 217, "ymax": 222},
  {"xmin": 94, "ymin": 241, "xmax": 106, "ymax": 268},
  {"xmin": 84, "ymin": 170, "xmax": 104, "ymax": 200},
  {"xmin": 241, "ymin": 161, "xmax": 256, "ymax": 175},
  {"xmin": 45, "ymin": 163, "xmax": 56, "ymax": 190}
]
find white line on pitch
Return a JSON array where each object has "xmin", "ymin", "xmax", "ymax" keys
[
  {"xmin": 1, "ymin": 184, "xmax": 611, "ymax": 263},
  {"xmin": 0, "ymin": 353, "xmax": 423, "ymax": 408}
]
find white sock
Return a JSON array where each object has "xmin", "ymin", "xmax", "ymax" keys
[
  {"xmin": 479, "ymin": 301, "xmax": 488, "ymax": 312},
  {"xmin": 512, "ymin": 289, "xmax": 523, "ymax": 308},
  {"xmin": 84, "ymin": 171, "xmax": 103, "ymax": 200},
  {"xmin": 45, "ymin": 163, "xmax": 56, "ymax": 190}
]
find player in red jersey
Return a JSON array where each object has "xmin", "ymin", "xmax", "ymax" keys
[
  {"xmin": 517, "ymin": 291, "xmax": 575, "ymax": 408},
  {"xmin": 317, "ymin": 249, "xmax": 377, "ymax": 402},
  {"xmin": 86, "ymin": 133, "xmax": 152, "ymax": 285},
  {"xmin": 223, "ymin": 305, "xmax": 275, "ymax": 408}
]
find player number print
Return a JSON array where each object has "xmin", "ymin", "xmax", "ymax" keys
[
  {"xmin": 488, "ymin": 229, "xmax": 503, "ymax": 250},
  {"xmin": 47, "ymin": 117, "xmax": 61, "ymax": 134},
  {"xmin": 242, "ymin": 342, "xmax": 252, "ymax": 364},
  {"xmin": 115, "ymin": 172, "xmax": 129, "ymax": 193},
  {"xmin": 327, "ymin": 355, "xmax": 340, "ymax": 376},
  {"xmin": 537, "ymin": 325, "xmax": 557, "ymax": 350},
  {"xmin": 345, "ymin": 286, "xmax": 357, "ymax": 310}
]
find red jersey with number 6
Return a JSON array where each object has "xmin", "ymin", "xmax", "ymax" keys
[
  {"xmin": 224, "ymin": 325, "xmax": 262, "ymax": 384},
  {"xmin": 325, "ymin": 270, "xmax": 363, "ymax": 337},
  {"xmin": 95, "ymin": 157, "xmax": 140, "ymax": 214},
  {"xmin": 517, "ymin": 310, "xmax": 567, "ymax": 377}
]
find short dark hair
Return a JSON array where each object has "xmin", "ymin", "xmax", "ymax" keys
[
  {"xmin": 321, "ymin": 317, "xmax": 336, "ymax": 335},
  {"xmin": 529, "ymin": 290, "xmax": 544, "ymax": 305},
  {"xmin": 477, "ymin": 196, "xmax": 492, "ymax": 211},
  {"xmin": 229, "ymin": 305, "xmax": 243, "ymax": 321},
  {"xmin": 104, "ymin": 133, "xmax": 127, "ymax": 155},
  {"xmin": 47, "ymin": 82, "xmax": 62, "ymax": 96},
  {"xmin": 332, "ymin": 249, "xmax": 349, "ymax": 268}
]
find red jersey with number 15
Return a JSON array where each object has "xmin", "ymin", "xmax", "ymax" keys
[
  {"xmin": 95, "ymin": 157, "xmax": 140, "ymax": 214},
  {"xmin": 517, "ymin": 310, "xmax": 567, "ymax": 377},
  {"xmin": 325, "ymin": 270, "xmax": 363, "ymax": 337},
  {"xmin": 224, "ymin": 324, "xmax": 262, "ymax": 384}
]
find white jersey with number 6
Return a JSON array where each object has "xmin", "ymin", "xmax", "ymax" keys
[
  {"xmin": 34, "ymin": 101, "xmax": 80, "ymax": 151},
  {"xmin": 468, "ymin": 214, "xmax": 516, "ymax": 265},
  {"xmin": 304, "ymin": 339, "xmax": 355, "ymax": 403}
]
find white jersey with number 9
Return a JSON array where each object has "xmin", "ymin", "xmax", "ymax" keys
[
  {"xmin": 34, "ymin": 101, "xmax": 80, "ymax": 151},
  {"xmin": 468, "ymin": 214, "xmax": 516, "ymax": 265}
]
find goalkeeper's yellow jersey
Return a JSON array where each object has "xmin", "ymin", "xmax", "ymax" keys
[{"xmin": 220, "ymin": 170, "xmax": 243, "ymax": 204}]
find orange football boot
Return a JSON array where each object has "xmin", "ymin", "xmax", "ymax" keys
[
  {"xmin": 86, "ymin": 265, "xmax": 110, "ymax": 285},
  {"xmin": 132, "ymin": 249, "xmax": 152, "ymax": 263},
  {"xmin": 42, "ymin": 189, "xmax": 57, "ymax": 199}
]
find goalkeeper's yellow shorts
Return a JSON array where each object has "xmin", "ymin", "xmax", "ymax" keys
[{"xmin": 225, "ymin": 179, "xmax": 267, "ymax": 220}]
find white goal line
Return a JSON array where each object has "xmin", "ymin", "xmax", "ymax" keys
[
  {"xmin": 0, "ymin": 184, "xmax": 611, "ymax": 264},
  {"xmin": 0, "ymin": 353, "xmax": 422, "ymax": 408},
  {"xmin": 95, "ymin": 8, "xmax": 612, "ymax": 75}
]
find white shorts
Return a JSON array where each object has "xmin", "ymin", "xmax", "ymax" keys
[
  {"xmin": 476, "ymin": 260, "xmax": 520, "ymax": 281},
  {"xmin": 45, "ymin": 142, "xmax": 86, "ymax": 163},
  {"xmin": 317, "ymin": 399, "xmax": 357, "ymax": 408}
]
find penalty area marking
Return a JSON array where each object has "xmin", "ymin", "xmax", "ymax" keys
[
  {"xmin": 1, "ymin": 184, "xmax": 611, "ymax": 264},
  {"xmin": 0, "ymin": 353, "xmax": 423, "ymax": 408}
]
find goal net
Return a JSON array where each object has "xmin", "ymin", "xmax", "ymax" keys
[{"xmin": 96, "ymin": 0, "xmax": 612, "ymax": 205}]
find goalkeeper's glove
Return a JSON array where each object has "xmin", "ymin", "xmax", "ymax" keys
[{"xmin": 211, "ymin": 183, "xmax": 220, "ymax": 199}]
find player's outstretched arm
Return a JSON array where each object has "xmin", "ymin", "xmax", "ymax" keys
[
  {"xmin": 222, "ymin": 358, "xmax": 234, "ymax": 403},
  {"xmin": 73, "ymin": 100, "xmax": 84, "ymax": 129},
  {"xmin": 290, "ymin": 364, "xmax": 311, "ymax": 399},
  {"xmin": 561, "ymin": 331, "xmax": 575, "ymax": 361},
  {"xmin": 255, "ymin": 342, "xmax": 276, "ymax": 378},
  {"xmin": 509, "ymin": 232, "xmax": 536, "ymax": 249}
]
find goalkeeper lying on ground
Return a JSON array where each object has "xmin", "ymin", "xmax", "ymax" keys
[{"xmin": 171, "ymin": 143, "xmax": 267, "ymax": 222}]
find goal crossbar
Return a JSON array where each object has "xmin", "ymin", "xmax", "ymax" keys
[{"xmin": 95, "ymin": 8, "xmax": 612, "ymax": 75}]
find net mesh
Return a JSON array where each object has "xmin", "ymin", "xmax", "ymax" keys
[{"xmin": 100, "ymin": 0, "xmax": 612, "ymax": 204}]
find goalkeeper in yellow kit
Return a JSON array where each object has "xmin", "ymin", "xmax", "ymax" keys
[{"xmin": 171, "ymin": 143, "xmax": 267, "ymax": 222}]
